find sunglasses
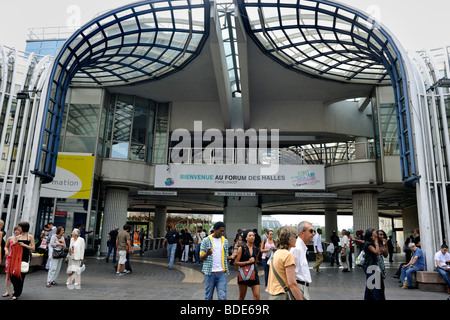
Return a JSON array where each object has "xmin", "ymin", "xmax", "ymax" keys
[{"xmin": 308, "ymin": 229, "xmax": 315, "ymax": 233}]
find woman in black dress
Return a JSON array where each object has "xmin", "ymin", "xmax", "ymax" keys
[
  {"xmin": 234, "ymin": 230, "xmax": 260, "ymax": 300},
  {"xmin": 362, "ymin": 228, "xmax": 385, "ymax": 300},
  {"xmin": 9, "ymin": 221, "xmax": 35, "ymax": 300}
]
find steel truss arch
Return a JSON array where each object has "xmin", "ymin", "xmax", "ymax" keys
[
  {"xmin": 33, "ymin": 0, "xmax": 210, "ymax": 182},
  {"xmin": 237, "ymin": 0, "xmax": 416, "ymax": 184}
]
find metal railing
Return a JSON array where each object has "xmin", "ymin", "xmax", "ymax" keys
[{"xmin": 168, "ymin": 141, "xmax": 377, "ymax": 166}]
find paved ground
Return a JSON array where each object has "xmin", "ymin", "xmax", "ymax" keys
[{"xmin": 1, "ymin": 249, "xmax": 448, "ymax": 302}]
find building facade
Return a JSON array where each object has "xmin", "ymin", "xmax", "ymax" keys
[{"xmin": 0, "ymin": 0, "xmax": 449, "ymax": 270}]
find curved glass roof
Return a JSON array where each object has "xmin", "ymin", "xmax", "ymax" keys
[
  {"xmin": 238, "ymin": 0, "xmax": 397, "ymax": 85},
  {"xmin": 59, "ymin": 0, "xmax": 209, "ymax": 87},
  {"xmin": 34, "ymin": 0, "xmax": 210, "ymax": 182}
]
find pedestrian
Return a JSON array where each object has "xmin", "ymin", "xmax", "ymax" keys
[
  {"xmin": 180, "ymin": 229, "xmax": 193, "ymax": 262},
  {"xmin": 434, "ymin": 244, "xmax": 450, "ymax": 294},
  {"xmin": 46, "ymin": 226, "xmax": 66, "ymax": 287},
  {"xmin": 413, "ymin": 228, "xmax": 421, "ymax": 248},
  {"xmin": 291, "ymin": 221, "xmax": 314, "ymax": 300},
  {"xmin": 267, "ymin": 226, "xmax": 303, "ymax": 300},
  {"xmin": 199, "ymin": 221, "xmax": 236, "ymax": 300},
  {"xmin": 162, "ymin": 224, "xmax": 180, "ymax": 270},
  {"xmin": 45, "ymin": 222, "xmax": 56, "ymax": 270},
  {"xmin": 362, "ymin": 228, "xmax": 385, "ymax": 300},
  {"xmin": 66, "ymin": 228, "xmax": 85, "ymax": 289},
  {"xmin": 0, "ymin": 220, "xmax": 4, "ymax": 263},
  {"xmin": 260, "ymin": 229, "xmax": 276, "ymax": 287},
  {"xmin": 401, "ymin": 242, "xmax": 425, "ymax": 289},
  {"xmin": 8, "ymin": 221, "xmax": 35, "ymax": 300},
  {"xmin": 347, "ymin": 230, "xmax": 354, "ymax": 269},
  {"xmin": 330, "ymin": 230, "xmax": 340, "ymax": 267},
  {"xmin": 377, "ymin": 230, "xmax": 388, "ymax": 279},
  {"xmin": 313, "ymin": 228, "xmax": 323, "ymax": 273},
  {"xmin": 2, "ymin": 226, "xmax": 20, "ymax": 298},
  {"xmin": 194, "ymin": 226, "xmax": 206, "ymax": 265},
  {"xmin": 387, "ymin": 235, "xmax": 395, "ymax": 262},
  {"xmin": 116, "ymin": 224, "xmax": 132, "ymax": 275},
  {"xmin": 340, "ymin": 229, "xmax": 350, "ymax": 272},
  {"xmin": 139, "ymin": 228, "xmax": 146, "ymax": 256},
  {"xmin": 105, "ymin": 226, "xmax": 119, "ymax": 263},
  {"xmin": 234, "ymin": 230, "xmax": 261, "ymax": 300}
]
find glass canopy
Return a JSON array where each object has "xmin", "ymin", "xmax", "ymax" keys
[
  {"xmin": 34, "ymin": 0, "xmax": 210, "ymax": 182},
  {"xmin": 238, "ymin": 0, "xmax": 396, "ymax": 84}
]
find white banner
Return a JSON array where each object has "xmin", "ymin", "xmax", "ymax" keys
[{"xmin": 155, "ymin": 165, "xmax": 325, "ymax": 190}]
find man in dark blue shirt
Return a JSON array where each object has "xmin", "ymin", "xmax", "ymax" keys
[{"xmin": 162, "ymin": 225, "xmax": 180, "ymax": 270}]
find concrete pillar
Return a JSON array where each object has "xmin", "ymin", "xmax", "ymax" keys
[
  {"xmin": 352, "ymin": 191, "xmax": 378, "ymax": 232},
  {"xmin": 223, "ymin": 196, "xmax": 261, "ymax": 244},
  {"xmin": 100, "ymin": 187, "xmax": 129, "ymax": 255},
  {"xmin": 324, "ymin": 209, "xmax": 338, "ymax": 242},
  {"xmin": 402, "ymin": 205, "xmax": 419, "ymax": 241},
  {"xmin": 154, "ymin": 206, "xmax": 167, "ymax": 238},
  {"xmin": 355, "ymin": 137, "xmax": 368, "ymax": 160}
]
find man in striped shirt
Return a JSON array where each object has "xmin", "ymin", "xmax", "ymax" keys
[{"xmin": 200, "ymin": 221, "xmax": 237, "ymax": 300}]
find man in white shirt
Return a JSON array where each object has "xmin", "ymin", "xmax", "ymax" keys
[
  {"xmin": 340, "ymin": 229, "xmax": 350, "ymax": 272},
  {"xmin": 434, "ymin": 244, "xmax": 450, "ymax": 294},
  {"xmin": 313, "ymin": 228, "xmax": 323, "ymax": 273},
  {"xmin": 291, "ymin": 221, "xmax": 315, "ymax": 300}
]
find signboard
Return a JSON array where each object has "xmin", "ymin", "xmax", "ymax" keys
[
  {"xmin": 295, "ymin": 192, "xmax": 337, "ymax": 198},
  {"xmin": 214, "ymin": 192, "xmax": 256, "ymax": 197},
  {"xmin": 155, "ymin": 164, "xmax": 325, "ymax": 190},
  {"xmin": 40, "ymin": 153, "xmax": 95, "ymax": 199},
  {"xmin": 137, "ymin": 190, "xmax": 178, "ymax": 196}
]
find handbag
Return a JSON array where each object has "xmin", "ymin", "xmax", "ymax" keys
[
  {"xmin": 270, "ymin": 255, "xmax": 295, "ymax": 300},
  {"xmin": 77, "ymin": 261, "xmax": 86, "ymax": 274},
  {"xmin": 21, "ymin": 261, "xmax": 29, "ymax": 273},
  {"xmin": 356, "ymin": 251, "xmax": 365, "ymax": 267},
  {"xmin": 238, "ymin": 263, "xmax": 255, "ymax": 281},
  {"xmin": 53, "ymin": 248, "xmax": 65, "ymax": 259}
]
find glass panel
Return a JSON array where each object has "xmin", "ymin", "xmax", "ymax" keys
[
  {"xmin": 111, "ymin": 142, "xmax": 129, "ymax": 159},
  {"xmin": 64, "ymin": 136, "xmax": 97, "ymax": 153},
  {"xmin": 132, "ymin": 112, "xmax": 148, "ymax": 145},
  {"xmin": 130, "ymin": 144, "xmax": 146, "ymax": 162},
  {"xmin": 65, "ymin": 104, "xmax": 99, "ymax": 137},
  {"xmin": 113, "ymin": 96, "xmax": 133, "ymax": 142}
]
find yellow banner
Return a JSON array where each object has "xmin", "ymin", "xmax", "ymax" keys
[{"xmin": 40, "ymin": 153, "xmax": 95, "ymax": 199}]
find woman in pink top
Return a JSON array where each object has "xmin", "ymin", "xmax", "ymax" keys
[{"xmin": 260, "ymin": 230, "xmax": 276, "ymax": 287}]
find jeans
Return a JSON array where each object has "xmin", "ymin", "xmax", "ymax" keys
[
  {"xmin": 195, "ymin": 244, "xmax": 202, "ymax": 264},
  {"xmin": 262, "ymin": 258, "xmax": 270, "ymax": 286},
  {"xmin": 436, "ymin": 268, "xmax": 450, "ymax": 288},
  {"xmin": 204, "ymin": 272, "xmax": 227, "ymax": 300},
  {"xmin": 401, "ymin": 265, "xmax": 423, "ymax": 287},
  {"xmin": 106, "ymin": 244, "xmax": 117, "ymax": 263},
  {"xmin": 167, "ymin": 243, "xmax": 177, "ymax": 268}
]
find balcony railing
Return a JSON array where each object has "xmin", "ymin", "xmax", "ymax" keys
[{"xmin": 168, "ymin": 141, "xmax": 377, "ymax": 166}]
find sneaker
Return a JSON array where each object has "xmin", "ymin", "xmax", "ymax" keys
[
  {"xmin": 116, "ymin": 272, "xmax": 123, "ymax": 276},
  {"xmin": 122, "ymin": 270, "xmax": 130, "ymax": 274},
  {"xmin": 401, "ymin": 280, "xmax": 408, "ymax": 288}
]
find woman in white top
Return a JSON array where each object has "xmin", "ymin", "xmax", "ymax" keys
[
  {"xmin": 66, "ymin": 228, "xmax": 85, "ymax": 289},
  {"xmin": 340, "ymin": 229, "xmax": 350, "ymax": 272},
  {"xmin": 260, "ymin": 230, "xmax": 276, "ymax": 287}
]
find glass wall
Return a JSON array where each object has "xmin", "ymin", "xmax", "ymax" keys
[{"xmin": 103, "ymin": 93, "xmax": 169, "ymax": 164}]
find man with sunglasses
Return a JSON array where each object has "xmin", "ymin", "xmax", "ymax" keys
[{"xmin": 290, "ymin": 221, "xmax": 315, "ymax": 300}]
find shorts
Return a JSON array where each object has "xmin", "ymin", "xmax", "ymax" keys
[
  {"xmin": 237, "ymin": 270, "xmax": 260, "ymax": 287},
  {"xmin": 118, "ymin": 250, "xmax": 127, "ymax": 265}
]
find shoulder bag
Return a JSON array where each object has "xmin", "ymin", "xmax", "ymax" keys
[
  {"xmin": 270, "ymin": 255, "xmax": 295, "ymax": 300},
  {"xmin": 238, "ymin": 245, "xmax": 256, "ymax": 281}
]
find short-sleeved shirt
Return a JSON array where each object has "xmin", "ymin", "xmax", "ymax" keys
[
  {"xmin": 117, "ymin": 230, "xmax": 130, "ymax": 251},
  {"xmin": 165, "ymin": 230, "xmax": 179, "ymax": 244},
  {"xmin": 267, "ymin": 249, "xmax": 295, "ymax": 296},
  {"xmin": 109, "ymin": 230, "xmax": 118, "ymax": 243},
  {"xmin": 411, "ymin": 247, "xmax": 425, "ymax": 270},
  {"xmin": 435, "ymin": 250, "xmax": 450, "ymax": 268},
  {"xmin": 313, "ymin": 233, "xmax": 323, "ymax": 253}
]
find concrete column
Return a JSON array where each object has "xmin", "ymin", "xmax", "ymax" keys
[
  {"xmin": 223, "ymin": 196, "xmax": 261, "ymax": 244},
  {"xmin": 402, "ymin": 205, "xmax": 419, "ymax": 240},
  {"xmin": 100, "ymin": 187, "xmax": 129, "ymax": 255},
  {"xmin": 355, "ymin": 137, "xmax": 368, "ymax": 160},
  {"xmin": 352, "ymin": 191, "xmax": 378, "ymax": 232},
  {"xmin": 324, "ymin": 209, "xmax": 338, "ymax": 241},
  {"xmin": 154, "ymin": 206, "xmax": 167, "ymax": 238}
]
